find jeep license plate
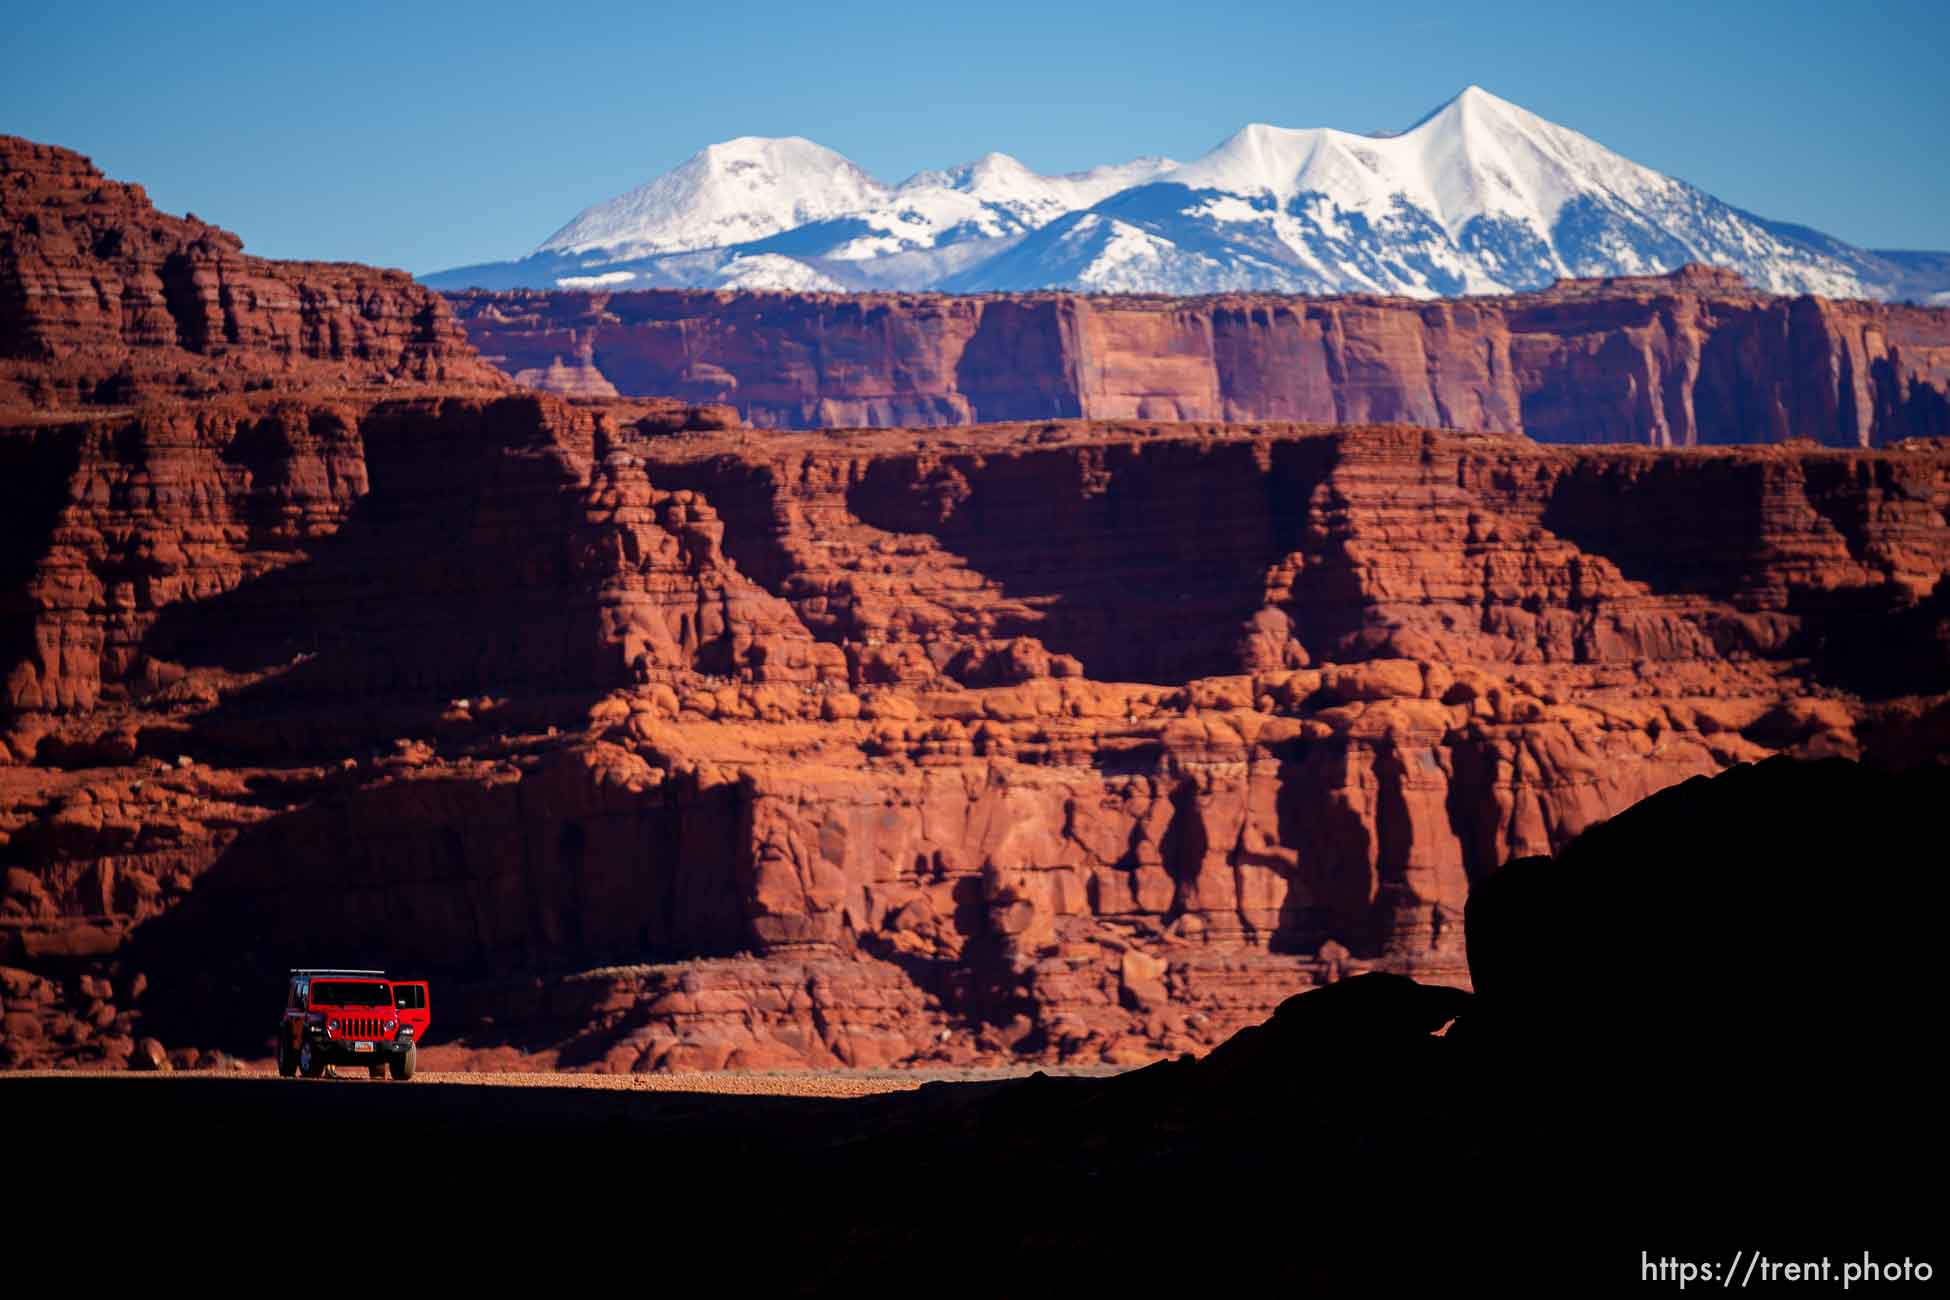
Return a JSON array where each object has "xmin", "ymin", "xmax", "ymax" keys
[{"xmin": 353, "ymin": 1041, "xmax": 374, "ymax": 1052}]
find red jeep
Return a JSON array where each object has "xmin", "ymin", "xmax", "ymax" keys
[{"xmin": 277, "ymin": 969, "xmax": 430, "ymax": 1080}]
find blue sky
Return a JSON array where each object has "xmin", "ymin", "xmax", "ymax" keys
[{"xmin": 5, "ymin": 0, "xmax": 1945, "ymax": 274}]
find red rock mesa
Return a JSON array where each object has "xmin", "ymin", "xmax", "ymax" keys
[{"xmin": 446, "ymin": 270, "xmax": 1950, "ymax": 445}]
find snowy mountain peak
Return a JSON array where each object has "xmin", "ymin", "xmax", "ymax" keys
[
  {"xmin": 957, "ymin": 88, "xmax": 1906, "ymax": 299},
  {"xmin": 940, "ymin": 152, "xmax": 1036, "ymax": 186},
  {"xmin": 1158, "ymin": 87, "xmax": 1651, "ymax": 242},
  {"xmin": 1423, "ymin": 84, "xmax": 1511, "ymax": 118},
  {"xmin": 898, "ymin": 152, "xmax": 1180, "ymax": 210},
  {"xmin": 1401, "ymin": 85, "xmax": 1542, "ymax": 140},
  {"xmin": 424, "ymin": 90, "xmax": 1946, "ymax": 304},
  {"xmin": 898, "ymin": 151, "xmax": 1036, "ymax": 197},
  {"xmin": 1162, "ymin": 122, "xmax": 1330, "ymax": 203},
  {"xmin": 536, "ymin": 135, "xmax": 888, "ymax": 258}
]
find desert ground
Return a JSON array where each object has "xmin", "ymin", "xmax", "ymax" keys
[{"xmin": 3, "ymin": 1062, "xmax": 1119, "ymax": 1094}]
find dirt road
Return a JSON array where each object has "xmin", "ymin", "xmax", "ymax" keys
[{"xmin": 4, "ymin": 1062, "xmax": 1114, "ymax": 1095}]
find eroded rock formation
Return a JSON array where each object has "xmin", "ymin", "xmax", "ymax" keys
[
  {"xmin": 448, "ymin": 267, "xmax": 1950, "ymax": 446},
  {"xmin": 4, "ymin": 137, "xmax": 1949, "ymax": 1073},
  {"xmin": 0, "ymin": 136, "xmax": 511, "ymax": 411},
  {"xmin": 8, "ymin": 404, "xmax": 1948, "ymax": 1071}
]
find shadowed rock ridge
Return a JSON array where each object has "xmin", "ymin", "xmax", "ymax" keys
[
  {"xmin": 754, "ymin": 756, "xmax": 1946, "ymax": 1289},
  {"xmin": 13, "ymin": 758, "xmax": 1935, "ymax": 1295}
]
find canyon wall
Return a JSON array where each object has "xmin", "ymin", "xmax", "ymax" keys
[
  {"xmin": 7, "ymin": 400, "xmax": 1948, "ymax": 1071},
  {"xmin": 447, "ymin": 267, "xmax": 1950, "ymax": 446},
  {"xmin": 0, "ymin": 136, "xmax": 510, "ymax": 412},
  {"xmin": 5, "ymin": 136, "xmax": 1950, "ymax": 1074}
]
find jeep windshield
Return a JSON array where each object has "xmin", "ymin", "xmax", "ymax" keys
[{"xmin": 309, "ymin": 981, "xmax": 394, "ymax": 1008}]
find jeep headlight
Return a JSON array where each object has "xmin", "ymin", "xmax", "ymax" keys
[
  {"xmin": 326, "ymin": 1018, "xmax": 339, "ymax": 1034},
  {"xmin": 383, "ymin": 1020, "xmax": 398, "ymax": 1034}
]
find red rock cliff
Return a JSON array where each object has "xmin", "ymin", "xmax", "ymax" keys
[
  {"xmin": 7, "ymin": 405, "xmax": 1948, "ymax": 1071},
  {"xmin": 1, "ymin": 135, "xmax": 505, "ymax": 410},
  {"xmin": 5, "ymin": 139, "xmax": 1950, "ymax": 1075},
  {"xmin": 448, "ymin": 267, "xmax": 1950, "ymax": 446}
]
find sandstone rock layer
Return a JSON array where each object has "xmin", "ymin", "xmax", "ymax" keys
[
  {"xmin": 8, "ymin": 402, "xmax": 1948, "ymax": 1070},
  {"xmin": 4, "ymin": 136, "xmax": 1950, "ymax": 1073},
  {"xmin": 0, "ymin": 137, "xmax": 513, "ymax": 412},
  {"xmin": 448, "ymin": 266, "xmax": 1950, "ymax": 446}
]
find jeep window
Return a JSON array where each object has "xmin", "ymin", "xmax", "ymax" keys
[
  {"xmin": 394, "ymin": 984, "xmax": 425, "ymax": 1011},
  {"xmin": 310, "ymin": 981, "xmax": 394, "ymax": 1007}
]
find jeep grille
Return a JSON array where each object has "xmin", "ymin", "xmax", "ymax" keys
[{"xmin": 335, "ymin": 1018, "xmax": 388, "ymax": 1040}]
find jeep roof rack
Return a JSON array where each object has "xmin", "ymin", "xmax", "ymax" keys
[{"xmin": 289, "ymin": 968, "xmax": 387, "ymax": 977}]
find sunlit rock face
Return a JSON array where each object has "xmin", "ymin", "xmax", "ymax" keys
[{"xmin": 449, "ymin": 269, "xmax": 1950, "ymax": 446}]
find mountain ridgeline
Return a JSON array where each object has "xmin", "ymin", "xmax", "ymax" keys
[{"xmin": 423, "ymin": 88, "xmax": 1950, "ymax": 303}]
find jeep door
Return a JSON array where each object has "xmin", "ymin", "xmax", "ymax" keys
[
  {"xmin": 392, "ymin": 981, "xmax": 430, "ymax": 1041},
  {"xmin": 285, "ymin": 977, "xmax": 309, "ymax": 1051}
]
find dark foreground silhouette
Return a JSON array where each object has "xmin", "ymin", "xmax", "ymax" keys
[{"xmin": 10, "ymin": 757, "xmax": 1943, "ymax": 1294}]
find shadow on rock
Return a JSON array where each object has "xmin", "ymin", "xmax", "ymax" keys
[
  {"xmin": 782, "ymin": 756, "xmax": 1947, "ymax": 1289},
  {"xmin": 13, "ymin": 757, "xmax": 1946, "ymax": 1296}
]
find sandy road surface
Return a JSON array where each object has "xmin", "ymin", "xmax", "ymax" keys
[{"xmin": 2, "ymin": 1063, "xmax": 1120, "ymax": 1097}]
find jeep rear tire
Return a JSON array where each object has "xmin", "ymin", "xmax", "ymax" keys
[
  {"xmin": 299, "ymin": 1039, "xmax": 326, "ymax": 1078},
  {"xmin": 388, "ymin": 1045, "xmax": 416, "ymax": 1081},
  {"xmin": 277, "ymin": 1037, "xmax": 296, "ymax": 1078}
]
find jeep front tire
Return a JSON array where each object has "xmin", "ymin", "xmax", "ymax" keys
[
  {"xmin": 299, "ymin": 1039, "xmax": 326, "ymax": 1078},
  {"xmin": 388, "ymin": 1044, "xmax": 416, "ymax": 1081}
]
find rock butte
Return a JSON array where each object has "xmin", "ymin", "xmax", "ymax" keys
[
  {"xmin": 3, "ymin": 136, "xmax": 1948, "ymax": 1072},
  {"xmin": 445, "ymin": 271, "xmax": 1950, "ymax": 445}
]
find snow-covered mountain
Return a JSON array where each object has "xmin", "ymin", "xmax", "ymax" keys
[
  {"xmin": 422, "ymin": 88, "xmax": 1947, "ymax": 302},
  {"xmin": 428, "ymin": 138, "xmax": 1181, "ymax": 293},
  {"xmin": 535, "ymin": 136, "xmax": 891, "ymax": 260}
]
